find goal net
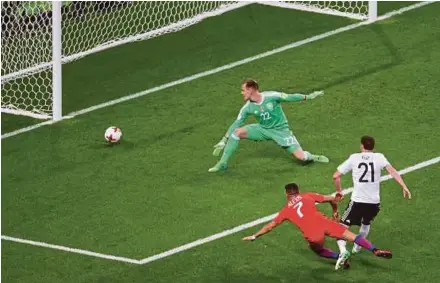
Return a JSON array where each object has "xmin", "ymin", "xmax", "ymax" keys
[
  {"xmin": 1, "ymin": 1, "xmax": 374, "ymax": 121},
  {"xmin": 1, "ymin": 1, "xmax": 250, "ymax": 120}
]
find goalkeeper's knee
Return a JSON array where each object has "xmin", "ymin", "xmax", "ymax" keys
[{"xmin": 233, "ymin": 127, "xmax": 247, "ymax": 139}]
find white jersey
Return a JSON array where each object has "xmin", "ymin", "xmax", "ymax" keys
[{"xmin": 337, "ymin": 152, "xmax": 390, "ymax": 204}]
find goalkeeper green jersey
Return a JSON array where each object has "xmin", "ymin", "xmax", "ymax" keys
[{"xmin": 226, "ymin": 91, "xmax": 305, "ymax": 136}]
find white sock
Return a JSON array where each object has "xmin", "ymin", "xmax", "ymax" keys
[
  {"xmin": 359, "ymin": 224, "xmax": 370, "ymax": 237},
  {"xmin": 303, "ymin": 151, "xmax": 313, "ymax": 161},
  {"xmin": 354, "ymin": 224, "xmax": 370, "ymax": 249},
  {"xmin": 337, "ymin": 239, "xmax": 347, "ymax": 253},
  {"xmin": 230, "ymin": 133, "xmax": 240, "ymax": 140}
]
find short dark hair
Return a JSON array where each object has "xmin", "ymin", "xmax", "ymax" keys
[
  {"xmin": 361, "ymin": 136, "xmax": 375, "ymax": 150},
  {"xmin": 242, "ymin": 79, "xmax": 259, "ymax": 90},
  {"xmin": 285, "ymin": 183, "xmax": 299, "ymax": 195}
]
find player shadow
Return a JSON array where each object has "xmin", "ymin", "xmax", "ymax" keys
[
  {"xmin": 309, "ymin": 267, "xmax": 353, "ymax": 283},
  {"xmin": 353, "ymin": 255, "xmax": 390, "ymax": 271},
  {"xmin": 309, "ymin": 267, "xmax": 371, "ymax": 283},
  {"xmin": 208, "ymin": 256, "xmax": 388, "ymax": 283},
  {"xmin": 312, "ymin": 24, "xmax": 402, "ymax": 91},
  {"xmin": 89, "ymin": 139, "xmax": 136, "ymax": 150}
]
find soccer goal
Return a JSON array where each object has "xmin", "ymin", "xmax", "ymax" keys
[{"xmin": 1, "ymin": 1, "xmax": 377, "ymax": 121}]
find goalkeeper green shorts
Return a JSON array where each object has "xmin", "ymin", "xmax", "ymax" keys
[{"xmin": 243, "ymin": 124, "xmax": 301, "ymax": 153}]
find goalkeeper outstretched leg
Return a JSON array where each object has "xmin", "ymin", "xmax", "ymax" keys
[
  {"xmin": 265, "ymin": 128, "xmax": 329, "ymax": 164},
  {"xmin": 280, "ymin": 133, "xmax": 329, "ymax": 163},
  {"xmin": 290, "ymin": 147, "xmax": 329, "ymax": 163}
]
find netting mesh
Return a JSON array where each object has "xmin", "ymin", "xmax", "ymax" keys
[
  {"xmin": 1, "ymin": 1, "xmax": 241, "ymax": 118},
  {"xmin": 260, "ymin": 1, "xmax": 369, "ymax": 20},
  {"xmin": 1, "ymin": 1, "xmax": 370, "ymax": 119},
  {"xmin": 1, "ymin": 72, "xmax": 53, "ymax": 119},
  {"xmin": 1, "ymin": 1, "xmax": 53, "ymax": 118},
  {"xmin": 294, "ymin": 1, "xmax": 368, "ymax": 18},
  {"xmin": 61, "ymin": 1, "xmax": 239, "ymax": 60}
]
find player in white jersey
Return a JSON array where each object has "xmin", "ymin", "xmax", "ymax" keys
[{"xmin": 332, "ymin": 136, "xmax": 411, "ymax": 258}]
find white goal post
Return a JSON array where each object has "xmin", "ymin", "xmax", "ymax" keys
[{"xmin": 1, "ymin": 1, "xmax": 377, "ymax": 121}]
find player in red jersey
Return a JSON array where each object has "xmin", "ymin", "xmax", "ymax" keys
[{"xmin": 242, "ymin": 183, "xmax": 392, "ymax": 270}]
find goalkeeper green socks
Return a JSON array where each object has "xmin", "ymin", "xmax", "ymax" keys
[{"xmin": 219, "ymin": 134, "xmax": 240, "ymax": 164}]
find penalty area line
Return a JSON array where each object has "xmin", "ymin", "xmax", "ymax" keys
[{"xmin": 1, "ymin": 1, "xmax": 434, "ymax": 140}]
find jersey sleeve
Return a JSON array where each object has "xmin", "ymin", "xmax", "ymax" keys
[
  {"xmin": 337, "ymin": 155, "xmax": 353, "ymax": 174},
  {"xmin": 279, "ymin": 93, "xmax": 305, "ymax": 102},
  {"xmin": 226, "ymin": 102, "xmax": 249, "ymax": 137},
  {"xmin": 304, "ymin": 193, "xmax": 326, "ymax": 203},
  {"xmin": 280, "ymin": 93, "xmax": 306, "ymax": 102},
  {"xmin": 263, "ymin": 91, "xmax": 305, "ymax": 102},
  {"xmin": 273, "ymin": 207, "xmax": 288, "ymax": 224},
  {"xmin": 379, "ymin": 153, "xmax": 390, "ymax": 169}
]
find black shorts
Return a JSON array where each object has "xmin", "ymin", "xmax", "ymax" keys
[{"xmin": 340, "ymin": 200, "xmax": 380, "ymax": 226}]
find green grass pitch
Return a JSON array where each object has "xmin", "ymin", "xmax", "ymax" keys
[{"xmin": 2, "ymin": 2, "xmax": 440, "ymax": 282}]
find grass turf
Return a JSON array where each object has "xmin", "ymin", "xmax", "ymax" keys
[{"xmin": 2, "ymin": 2, "xmax": 439, "ymax": 282}]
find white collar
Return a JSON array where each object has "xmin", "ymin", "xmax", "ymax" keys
[{"xmin": 252, "ymin": 94, "xmax": 265, "ymax": 105}]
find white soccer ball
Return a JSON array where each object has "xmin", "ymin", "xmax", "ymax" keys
[{"xmin": 104, "ymin": 126, "xmax": 122, "ymax": 143}]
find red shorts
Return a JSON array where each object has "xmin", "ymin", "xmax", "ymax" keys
[{"xmin": 302, "ymin": 217, "xmax": 346, "ymax": 246}]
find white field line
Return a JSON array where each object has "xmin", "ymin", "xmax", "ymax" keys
[
  {"xmin": 138, "ymin": 155, "xmax": 440, "ymax": 264},
  {"xmin": 3, "ymin": 156, "xmax": 438, "ymax": 264},
  {"xmin": 1, "ymin": 1, "xmax": 434, "ymax": 140},
  {"xmin": 0, "ymin": 235, "xmax": 141, "ymax": 264}
]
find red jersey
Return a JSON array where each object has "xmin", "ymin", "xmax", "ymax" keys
[{"xmin": 273, "ymin": 192, "xmax": 328, "ymax": 233}]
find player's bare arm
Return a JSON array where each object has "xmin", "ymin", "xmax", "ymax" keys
[
  {"xmin": 242, "ymin": 220, "xmax": 280, "ymax": 241},
  {"xmin": 385, "ymin": 164, "xmax": 412, "ymax": 199},
  {"xmin": 333, "ymin": 171, "xmax": 344, "ymax": 199},
  {"xmin": 321, "ymin": 194, "xmax": 340, "ymax": 220}
]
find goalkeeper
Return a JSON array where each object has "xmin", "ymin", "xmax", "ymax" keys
[{"xmin": 209, "ymin": 79, "xmax": 329, "ymax": 173}]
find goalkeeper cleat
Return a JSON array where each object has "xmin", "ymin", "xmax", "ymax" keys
[
  {"xmin": 208, "ymin": 162, "xmax": 228, "ymax": 173},
  {"xmin": 313, "ymin": 155, "xmax": 329, "ymax": 163},
  {"xmin": 335, "ymin": 250, "xmax": 351, "ymax": 270},
  {"xmin": 373, "ymin": 249, "xmax": 392, "ymax": 259}
]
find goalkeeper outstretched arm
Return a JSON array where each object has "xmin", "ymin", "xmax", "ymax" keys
[{"xmin": 278, "ymin": 90, "xmax": 324, "ymax": 102}]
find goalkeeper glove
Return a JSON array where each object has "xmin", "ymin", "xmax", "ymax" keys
[
  {"xmin": 213, "ymin": 136, "xmax": 228, "ymax": 156},
  {"xmin": 307, "ymin": 90, "xmax": 324, "ymax": 100}
]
